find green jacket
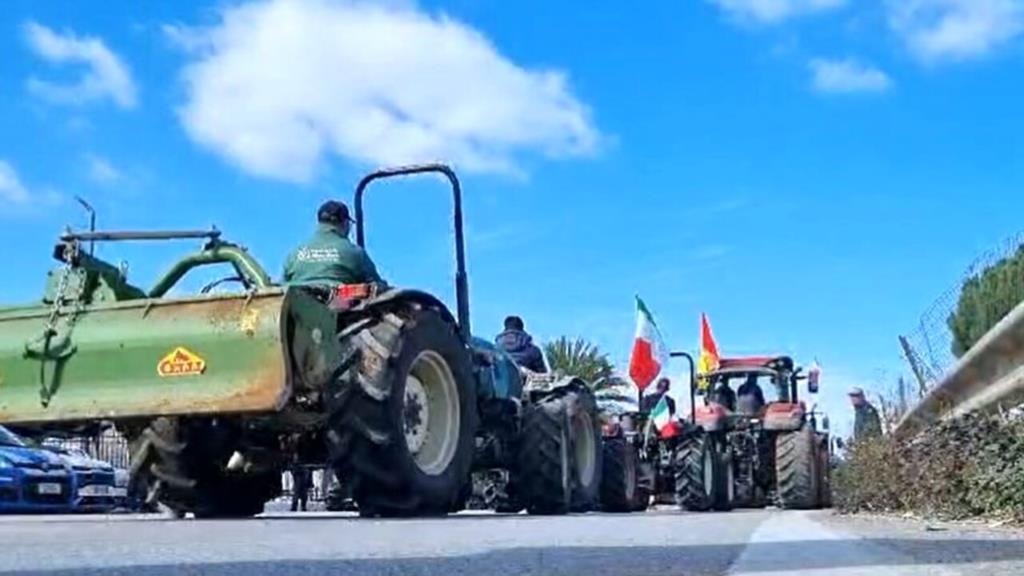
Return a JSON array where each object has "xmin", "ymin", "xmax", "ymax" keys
[
  {"xmin": 283, "ymin": 224, "xmax": 383, "ymax": 287},
  {"xmin": 853, "ymin": 403, "xmax": 882, "ymax": 441}
]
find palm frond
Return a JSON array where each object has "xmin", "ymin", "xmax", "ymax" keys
[{"xmin": 542, "ymin": 336, "xmax": 616, "ymax": 386}]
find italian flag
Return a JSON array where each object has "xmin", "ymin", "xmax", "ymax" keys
[
  {"xmin": 651, "ymin": 396, "xmax": 679, "ymax": 438},
  {"xmin": 651, "ymin": 395, "xmax": 673, "ymax": 431},
  {"xmin": 628, "ymin": 296, "xmax": 668, "ymax": 391}
]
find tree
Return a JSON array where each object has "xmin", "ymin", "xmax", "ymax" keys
[
  {"xmin": 543, "ymin": 336, "xmax": 615, "ymax": 385},
  {"xmin": 874, "ymin": 376, "xmax": 911, "ymax": 433},
  {"xmin": 948, "ymin": 244, "xmax": 1024, "ymax": 357}
]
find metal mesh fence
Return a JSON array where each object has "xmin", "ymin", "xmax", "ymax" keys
[
  {"xmin": 53, "ymin": 428, "xmax": 132, "ymax": 469},
  {"xmin": 901, "ymin": 232, "xmax": 1024, "ymax": 389}
]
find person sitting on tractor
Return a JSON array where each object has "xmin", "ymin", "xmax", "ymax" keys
[
  {"xmin": 495, "ymin": 316, "xmax": 548, "ymax": 373},
  {"xmin": 282, "ymin": 200, "xmax": 384, "ymax": 287},
  {"xmin": 641, "ymin": 377, "xmax": 676, "ymax": 415},
  {"xmin": 736, "ymin": 374, "xmax": 766, "ymax": 415},
  {"xmin": 709, "ymin": 378, "xmax": 737, "ymax": 411}
]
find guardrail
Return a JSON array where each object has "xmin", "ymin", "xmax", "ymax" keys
[{"xmin": 896, "ymin": 299, "xmax": 1024, "ymax": 437}]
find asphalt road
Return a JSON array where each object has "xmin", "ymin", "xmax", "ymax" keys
[{"xmin": 4, "ymin": 507, "xmax": 1024, "ymax": 575}]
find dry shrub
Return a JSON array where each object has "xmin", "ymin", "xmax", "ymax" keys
[{"xmin": 834, "ymin": 412, "xmax": 1024, "ymax": 520}]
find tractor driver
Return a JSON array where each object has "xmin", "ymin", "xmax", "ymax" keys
[
  {"xmin": 496, "ymin": 316, "xmax": 548, "ymax": 373},
  {"xmin": 709, "ymin": 378, "xmax": 737, "ymax": 412},
  {"xmin": 736, "ymin": 374, "xmax": 767, "ymax": 415},
  {"xmin": 641, "ymin": 377, "xmax": 676, "ymax": 416},
  {"xmin": 283, "ymin": 200, "xmax": 385, "ymax": 287}
]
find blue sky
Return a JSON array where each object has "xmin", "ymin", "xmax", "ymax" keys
[{"xmin": 3, "ymin": 0, "xmax": 1024, "ymax": 435}]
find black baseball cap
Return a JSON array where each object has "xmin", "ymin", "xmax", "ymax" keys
[{"xmin": 317, "ymin": 200, "xmax": 356, "ymax": 224}]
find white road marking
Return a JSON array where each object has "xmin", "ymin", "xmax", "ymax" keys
[{"xmin": 728, "ymin": 511, "xmax": 962, "ymax": 576}]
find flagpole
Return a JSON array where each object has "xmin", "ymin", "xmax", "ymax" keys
[{"xmin": 670, "ymin": 351, "xmax": 696, "ymax": 424}]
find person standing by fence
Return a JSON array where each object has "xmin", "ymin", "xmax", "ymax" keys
[{"xmin": 849, "ymin": 387, "xmax": 882, "ymax": 441}]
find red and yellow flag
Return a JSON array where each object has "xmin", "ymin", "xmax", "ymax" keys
[{"xmin": 698, "ymin": 313, "xmax": 720, "ymax": 377}]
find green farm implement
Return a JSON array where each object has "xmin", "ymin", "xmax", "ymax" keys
[{"xmin": 0, "ymin": 165, "xmax": 601, "ymax": 518}]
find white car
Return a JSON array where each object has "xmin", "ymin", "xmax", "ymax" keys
[{"xmin": 42, "ymin": 442, "xmax": 125, "ymax": 512}]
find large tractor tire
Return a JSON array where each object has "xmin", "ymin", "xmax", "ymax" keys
[
  {"xmin": 775, "ymin": 425, "xmax": 821, "ymax": 510},
  {"xmin": 127, "ymin": 418, "xmax": 280, "ymax": 519},
  {"xmin": 516, "ymin": 383, "xmax": 602, "ymax": 515},
  {"xmin": 633, "ymin": 460, "xmax": 655, "ymax": 512},
  {"xmin": 600, "ymin": 436, "xmax": 642, "ymax": 513},
  {"xmin": 712, "ymin": 438, "xmax": 735, "ymax": 512},
  {"xmin": 564, "ymin": 386, "xmax": 602, "ymax": 512},
  {"xmin": 327, "ymin": 305, "xmax": 478, "ymax": 518},
  {"xmin": 674, "ymin": 433, "xmax": 717, "ymax": 512},
  {"xmin": 517, "ymin": 395, "xmax": 572, "ymax": 515}
]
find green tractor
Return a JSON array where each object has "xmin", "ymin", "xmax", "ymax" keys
[{"xmin": 0, "ymin": 164, "xmax": 601, "ymax": 518}]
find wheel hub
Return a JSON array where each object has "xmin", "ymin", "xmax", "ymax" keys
[
  {"xmin": 404, "ymin": 375, "xmax": 430, "ymax": 455},
  {"xmin": 404, "ymin": 351, "xmax": 461, "ymax": 476},
  {"xmin": 573, "ymin": 412, "xmax": 597, "ymax": 489}
]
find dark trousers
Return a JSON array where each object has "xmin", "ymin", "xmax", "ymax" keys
[{"xmin": 291, "ymin": 467, "xmax": 312, "ymax": 512}]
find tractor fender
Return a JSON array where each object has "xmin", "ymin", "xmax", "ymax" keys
[
  {"xmin": 469, "ymin": 338, "xmax": 522, "ymax": 401},
  {"xmin": 694, "ymin": 404, "xmax": 729, "ymax": 433},
  {"xmin": 350, "ymin": 289, "xmax": 460, "ymax": 332},
  {"xmin": 524, "ymin": 375, "xmax": 589, "ymax": 407},
  {"xmin": 312, "ymin": 288, "xmax": 466, "ymax": 404},
  {"xmin": 763, "ymin": 402, "xmax": 806, "ymax": 431}
]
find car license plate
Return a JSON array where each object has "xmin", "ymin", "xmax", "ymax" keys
[
  {"xmin": 112, "ymin": 487, "xmax": 128, "ymax": 498},
  {"xmin": 37, "ymin": 483, "xmax": 62, "ymax": 495},
  {"xmin": 79, "ymin": 484, "xmax": 112, "ymax": 497}
]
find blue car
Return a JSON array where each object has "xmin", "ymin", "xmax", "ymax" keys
[{"xmin": 0, "ymin": 426, "xmax": 74, "ymax": 513}]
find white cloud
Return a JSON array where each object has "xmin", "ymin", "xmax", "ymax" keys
[
  {"xmin": 171, "ymin": 0, "xmax": 600, "ymax": 183},
  {"xmin": 0, "ymin": 160, "xmax": 32, "ymax": 204},
  {"xmin": 809, "ymin": 58, "xmax": 892, "ymax": 93},
  {"xmin": 888, "ymin": 0, "xmax": 1024, "ymax": 62},
  {"xmin": 86, "ymin": 154, "xmax": 122, "ymax": 184},
  {"xmin": 161, "ymin": 23, "xmax": 209, "ymax": 52},
  {"xmin": 23, "ymin": 22, "xmax": 137, "ymax": 109},
  {"xmin": 708, "ymin": 0, "xmax": 846, "ymax": 24}
]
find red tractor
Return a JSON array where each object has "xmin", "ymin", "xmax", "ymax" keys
[
  {"xmin": 676, "ymin": 355, "xmax": 830, "ymax": 511},
  {"xmin": 598, "ymin": 354, "xmax": 704, "ymax": 512}
]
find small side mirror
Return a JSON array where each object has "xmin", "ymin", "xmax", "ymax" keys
[
  {"xmin": 833, "ymin": 437, "xmax": 845, "ymax": 451},
  {"xmin": 821, "ymin": 414, "xmax": 830, "ymax": 432},
  {"xmin": 808, "ymin": 364, "xmax": 821, "ymax": 394}
]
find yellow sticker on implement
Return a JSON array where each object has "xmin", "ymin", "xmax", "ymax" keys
[{"xmin": 158, "ymin": 347, "xmax": 207, "ymax": 377}]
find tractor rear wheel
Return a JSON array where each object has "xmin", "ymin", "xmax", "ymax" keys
[
  {"xmin": 600, "ymin": 436, "xmax": 640, "ymax": 513},
  {"xmin": 674, "ymin": 433, "xmax": 717, "ymax": 512},
  {"xmin": 327, "ymin": 305, "xmax": 478, "ymax": 518},
  {"xmin": 517, "ymin": 395, "xmax": 572, "ymax": 515},
  {"xmin": 564, "ymin": 386, "xmax": 602, "ymax": 512},
  {"xmin": 516, "ymin": 384, "xmax": 602, "ymax": 515},
  {"xmin": 127, "ymin": 418, "xmax": 280, "ymax": 519},
  {"xmin": 775, "ymin": 425, "xmax": 820, "ymax": 510},
  {"xmin": 633, "ymin": 460, "xmax": 654, "ymax": 512},
  {"xmin": 712, "ymin": 438, "xmax": 735, "ymax": 512}
]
